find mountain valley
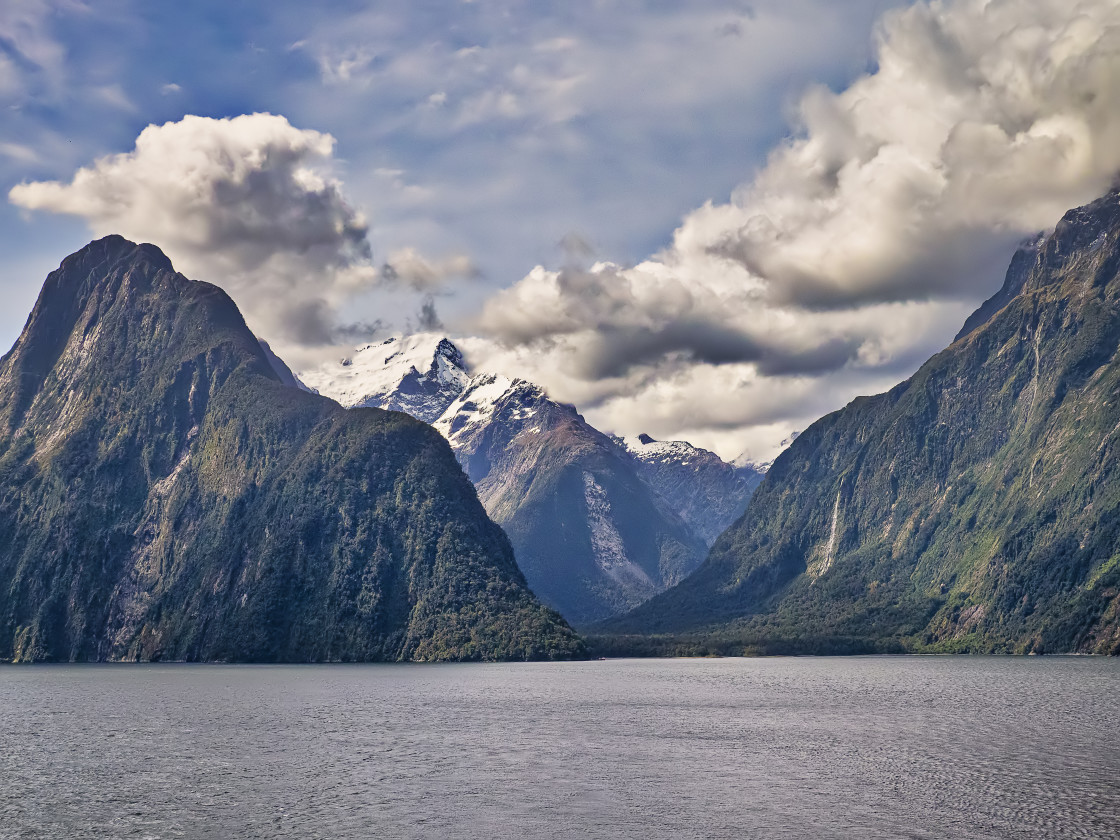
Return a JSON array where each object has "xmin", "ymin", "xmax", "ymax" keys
[
  {"xmin": 602, "ymin": 191, "xmax": 1120, "ymax": 655},
  {"xmin": 303, "ymin": 337, "xmax": 762, "ymax": 624}
]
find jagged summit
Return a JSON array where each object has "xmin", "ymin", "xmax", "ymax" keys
[
  {"xmin": 2, "ymin": 235, "xmax": 279, "ymax": 437},
  {"xmin": 299, "ymin": 332, "xmax": 470, "ymax": 423},
  {"xmin": 623, "ymin": 434, "xmax": 703, "ymax": 463},
  {"xmin": 305, "ymin": 336, "xmax": 742, "ymax": 624},
  {"xmin": 622, "ymin": 434, "xmax": 764, "ymax": 545}
]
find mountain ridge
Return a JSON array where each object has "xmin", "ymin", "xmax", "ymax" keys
[
  {"xmin": 0, "ymin": 236, "xmax": 582, "ymax": 662},
  {"xmin": 600, "ymin": 190, "xmax": 1120, "ymax": 655},
  {"xmin": 303, "ymin": 334, "xmax": 761, "ymax": 624}
]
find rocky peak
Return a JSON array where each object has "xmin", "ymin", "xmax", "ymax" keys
[
  {"xmin": 1, "ymin": 235, "xmax": 274, "ymax": 436},
  {"xmin": 621, "ymin": 433, "xmax": 763, "ymax": 545},
  {"xmin": 299, "ymin": 332, "xmax": 471, "ymax": 423},
  {"xmin": 1028, "ymin": 189, "xmax": 1120, "ymax": 293},
  {"xmin": 955, "ymin": 234, "xmax": 1045, "ymax": 342}
]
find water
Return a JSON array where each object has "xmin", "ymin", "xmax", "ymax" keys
[{"xmin": 1, "ymin": 657, "xmax": 1117, "ymax": 839}]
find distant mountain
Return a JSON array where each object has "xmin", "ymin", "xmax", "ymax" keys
[
  {"xmin": 603, "ymin": 191, "xmax": 1120, "ymax": 655},
  {"xmin": 300, "ymin": 334, "xmax": 469, "ymax": 423},
  {"xmin": 434, "ymin": 373, "xmax": 707, "ymax": 624},
  {"xmin": 305, "ymin": 337, "xmax": 759, "ymax": 625},
  {"xmin": 620, "ymin": 434, "xmax": 764, "ymax": 545},
  {"xmin": 0, "ymin": 237, "xmax": 582, "ymax": 663}
]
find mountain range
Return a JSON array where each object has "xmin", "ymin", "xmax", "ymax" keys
[
  {"xmin": 7, "ymin": 189, "xmax": 1120, "ymax": 659},
  {"xmin": 603, "ymin": 190, "xmax": 1120, "ymax": 656},
  {"xmin": 0, "ymin": 237, "xmax": 582, "ymax": 662},
  {"xmin": 302, "ymin": 338, "xmax": 762, "ymax": 625}
]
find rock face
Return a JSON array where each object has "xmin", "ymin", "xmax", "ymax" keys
[
  {"xmin": 300, "ymin": 334, "xmax": 470, "ymax": 423},
  {"xmin": 433, "ymin": 375, "xmax": 707, "ymax": 625},
  {"xmin": 606, "ymin": 191, "xmax": 1120, "ymax": 655},
  {"xmin": 621, "ymin": 434, "xmax": 764, "ymax": 545},
  {"xmin": 306, "ymin": 342, "xmax": 756, "ymax": 625},
  {"xmin": 0, "ymin": 237, "xmax": 582, "ymax": 662}
]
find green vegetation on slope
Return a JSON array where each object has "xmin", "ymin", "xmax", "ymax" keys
[
  {"xmin": 0, "ymin": 236, "xmax": 582, "ymax": 662},
  {"xmin": 601, "ymin": 192, "xmax": 1120, "ymax": 655}
]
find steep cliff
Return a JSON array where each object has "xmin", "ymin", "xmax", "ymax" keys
[
  {"xmin": 606, "ymin": 191, "xmax": 1120, "ymax": 655},
  {"xmin": 0, "ymin": 237, "xmax": 582, "ymax": 662}
]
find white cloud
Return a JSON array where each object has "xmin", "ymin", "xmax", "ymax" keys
[
  {"xmin": 9, "ymin": 112, "xmax": 485, "ymax": 365},
  {"xmin": 286, "ymin": 0, "xmax": 907, "ymax": 298},
  {"xmin": 9, "ymin": 113, "xmax": 381, "ymax": 361},
  {"xmin": 0, "ymin": 143, "xmax": 39, "ymax": 164},
  {"xmin": 91, "ymin": 83, "xmax": 135, "ymax": 112},
  {"xmin": 0, "ymin": 1, "xmax": 70, "ymax": 67},
  {"xmin": 470, "ymin": 0, "xmax": 1120, "ymax": 461},
  {"xmin": 0, "ymin": 0, "xmax": 72, "ymax": 103},
  {"xmin": 318, "ymin": 47, "xmax": 376, "ymax": 85},
  {"xmin": 381, "ymin": 247, "xmax": 478, "ymax": 291}
]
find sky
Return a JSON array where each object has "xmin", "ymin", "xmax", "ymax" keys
[{"xmin": 3, "ymin": 0, "xmax": 1120, "ymax": 462}]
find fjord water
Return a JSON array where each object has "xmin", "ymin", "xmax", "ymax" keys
[{"xmin": 1, "ymin": 658, "xmax": 1116, "ymax": 839}]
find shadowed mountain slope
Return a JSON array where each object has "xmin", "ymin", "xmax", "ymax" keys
[
  {"xmin": 604, "ymin": 191, "xmax": 1120, "ymax": 655},
  {"xmin": 434, "ymin": 375, "xmax": 708, "ymax": 625},
  {"xmin": 306, "ymin": 340, "xmax": 758, "ymax": 626},
  {"xmin": 0, "ymin": 236, "xmax": 582, "ymax": 662}
]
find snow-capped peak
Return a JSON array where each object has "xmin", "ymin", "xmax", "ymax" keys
[
  {"xmin": 298, "ymin": 332, "xmax": 471, "ymax": 423},
  {"xmin": 433, "ymin": 373, "xmax": 550, "ymax": 448},
  {"xmin": 622, "ymin": 433, "xmax": 705, "ymax": 468}
]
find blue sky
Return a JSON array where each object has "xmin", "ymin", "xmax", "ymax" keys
[
  {"xmin": 0, "ymin": 1, "xmax": 900, "ymax": 338},
  {"xmin": 4, "ymin": 0, "xmax": 1119, "ymax": 459}
]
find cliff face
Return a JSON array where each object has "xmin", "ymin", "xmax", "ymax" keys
[
  {"xmin": 606, "ymin": 192, "xmax": 1120, "ymax": 655},
  {"xmin": 434, "ymin": 376, "xmax": 708, "ymax": 626},
  {"xmin": 0, "ymin": 237, "xmax": 582, "ymax": 662},
  {"xmin": 621, "ymin": 434, "xmax": 763, "ymax": 546},
  {"xmin": 306, "ymin": 340, "xmax": 714, "ymax": 626}
]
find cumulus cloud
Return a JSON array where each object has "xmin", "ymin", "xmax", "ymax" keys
[
  {"xmin": 380, "ymin": 247, "xmax": 477, "ymax": 291},
  {"xmin": 7, "ymin": 112, "xmax": 463, "ymax": 363},
  {"xmin": 472, "ymin": 0, "xmax": 1120, "ymax": 460}
]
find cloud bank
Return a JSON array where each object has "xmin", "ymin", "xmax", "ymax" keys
[
  {"xmin": 288, "ymin": 0, "xmax": 905, "ymax": 313},
  {"xmin": 8, "ymin": 112, "xmax": 474, "ymax": 362},
  {"xmin": 10, "ymin": 113, "xmax": 375, "ymax": 354},
  {"xmin": 471, "ymin": 0, "xmax": 1120, "ymax": 460}
]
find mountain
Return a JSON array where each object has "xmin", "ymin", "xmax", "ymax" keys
[
  {"xmin": 620, "ymin": 434, "xmax": 764, "ymax": 545},
  {"xmin": 954, "ymin": 234, "xmax": 1045, "ymax": 341},
  {"xmin": 300, "ymin": 334, "xmax": 470, "ymax": 423},
  {"xmin": 257, "ymin": 337, "xmax": 310, "ymax": 391},
  {"xmin": 603, "ymin": 190, "xmax": 1120, "ymax": 655},
  {"xmin": 433, "ymin": 373, "xmax": 708, "ymax": 624},
  {"xmin": 0, "ymin": 236, "xmax": 582, "ymax": 663},
  {"xmin": 304, "ymin": 339, "xmax": 739, "ymax": 625}
]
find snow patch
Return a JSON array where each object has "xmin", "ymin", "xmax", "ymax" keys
[
  {"xmin": 581, "ymin": 471, "xmax": 654, "ymax": 590},
  {"xmin": 299, "ymin": 333, "xmax": 470, "ymax": 423},
  {"xmin": 299, "ymin": 332, "xmax": 469, "ymax": 410}
]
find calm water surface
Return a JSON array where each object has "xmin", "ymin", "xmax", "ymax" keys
[{"xmin": 1, "ymin": 657, "xmax": 1117, "ymax": 839}]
